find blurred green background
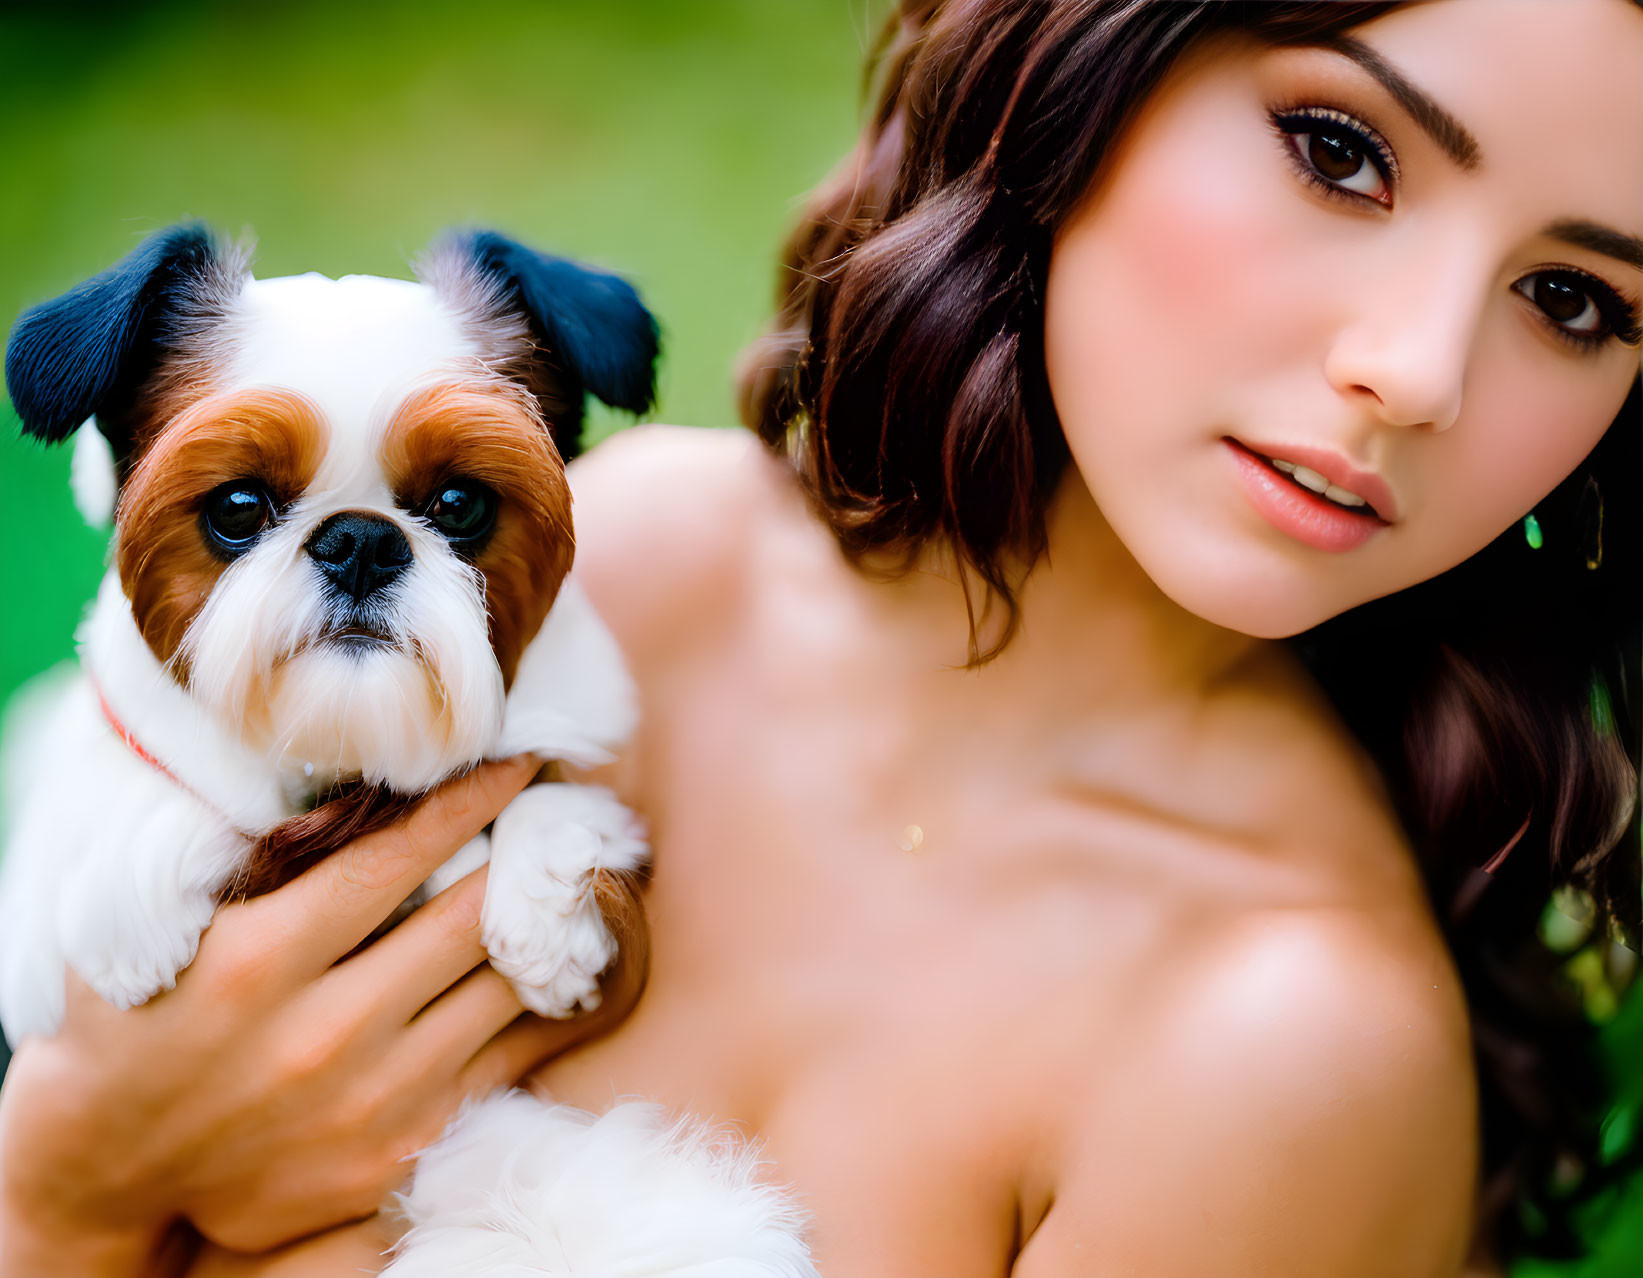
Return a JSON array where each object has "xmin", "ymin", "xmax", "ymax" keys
[{"xmin": 0, "ymin": 1, "xmax": 1638, "ymax": 1272}]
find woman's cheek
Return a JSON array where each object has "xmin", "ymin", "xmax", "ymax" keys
[
  {"xmin": 1410, "ymin": 372, "xmax": 1613, "ymax": 585},
  {"xmin": 1048, "ymin": 115, "xmax": 1314, "ymax": 464}
]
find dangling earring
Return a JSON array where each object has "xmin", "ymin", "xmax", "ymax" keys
[
  {"xmin": 1578, "ymin": 474, "xmax": 1603, "ymax": 570},
  {"xmin": 1523, "ymin": 511, "xmax": 1544, "ymax": 550}
]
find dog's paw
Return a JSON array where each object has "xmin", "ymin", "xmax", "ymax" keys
[
  {"xmin": 55, "ymin": 793, "xmax": 247, "ymax": 1014},
  {"xmin": 71, "ymin": 923, "xmax": 199, "ymax": 1011},
  {"xmin": 66, "ymin": 888, "xmax": 209, "ymax": 1012},
  {"xmin": 483, "ymin": 783, "xmax": 647, "ymax": 1019}
]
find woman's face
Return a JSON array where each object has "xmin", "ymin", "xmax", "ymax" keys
[{"xmin": 1044, "ymin": 0, "xmax": 1643, "ymax": 638}]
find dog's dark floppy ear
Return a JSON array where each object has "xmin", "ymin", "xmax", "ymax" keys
[
  {"xmin": 5, "ymin": 223, "xmax": 224, "ymax": 450},
  {"xmin": 445, "ymin": 229, "xmax": 660, "ymax": 461}
]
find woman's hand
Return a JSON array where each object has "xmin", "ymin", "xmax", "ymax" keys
[
  {"xmin": 187, "ymin": 1218, "xmax": 401, "ymax": 1278},
  {"xmin": 0, "ymin": 756, "xmax": 609, "ymax": 1274}
]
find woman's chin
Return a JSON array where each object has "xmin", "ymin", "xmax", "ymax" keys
[{"xmin": 1124, "ymin": 537, "xmax": 1346, "ymax": 640}]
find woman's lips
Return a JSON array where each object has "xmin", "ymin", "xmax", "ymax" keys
[
  {"xmin": 1235, "ymin": 437, "xmax": 1400, "ymax": 520},
  {"xmin": 1222, "ymin": 439, "xmax": 1391, "ymax": 553}
]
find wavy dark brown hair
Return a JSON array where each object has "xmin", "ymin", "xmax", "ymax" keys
[{"xmin": 740, "ymin": 0, "xmax": 1643, "ymax": 1261}]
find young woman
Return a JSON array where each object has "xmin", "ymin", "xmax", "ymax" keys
[{"xmin": 2, "ymin": 0, "xmax": 1639, "ymax": 1274}]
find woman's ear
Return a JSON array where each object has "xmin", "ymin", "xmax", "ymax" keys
[
  {"xmin": 5, "ymin": 224, "xmax": 228, "ymax": 456},
  {"xmin": 431, "ymin": 228, "xmax": 661, "ymax": 461}
]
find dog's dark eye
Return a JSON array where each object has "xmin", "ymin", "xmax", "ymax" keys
[
  {"xmin": 423, "ymin": 480, "xmax": 497, "ymax": 545},
  {"xmin": 201, "ymin": 482, "xmax": 274, "ymax": 555}
]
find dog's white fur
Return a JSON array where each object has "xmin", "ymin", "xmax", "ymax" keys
[
  {"xmin": 0, "ymin": 265, "xmax": 814, "ymax": 1273},
  {"xmin": 1, "ymin": 273, "xmax": 638, "ymax": 1031},
  {"xmin": 387, "ymin": 1092, "xmax": 817, "ymax": 1277}
]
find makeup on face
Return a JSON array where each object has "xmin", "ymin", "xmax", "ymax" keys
[
  {"xmin": 1263, "ymin": 79, "xmax": 1642, "ymax": 355},
  {"xmin": 1042, "ymin": 0, "xmax": 1643, "ymax": 638},
  {"xmin": 1221, "ymin": 439, "xmax": 1391, "ymax": 554}
]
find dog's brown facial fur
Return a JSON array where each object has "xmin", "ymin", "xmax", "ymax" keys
[
  {"xmin": 383, "ymin": 379, "xmax": 574, "ymax": 686},
  {"xmin": 116, "ymin": 388, "xmax": 326, "ymax": 679}
]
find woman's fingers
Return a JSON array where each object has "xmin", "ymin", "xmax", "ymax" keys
[
  {"xmin": 330, "ymin": 869, "xmax": 493, "ymax": 1026},
  {"xmin": 456, "ymin": 1014, "xmax": 602, "ymax": 1097},
  {"xmin": 399, "ymin": 965, "xmax": 527, "ymax": 1071},
  {"xmin": 271, "ymin": 756, "xmax": 538, "ymax": 968},
  {"xmin": 454, "ymin": 916, "xmax": 651, "ymax": 1096},
  {"xmin": 188, "ymin": 1217, "xmax": 399, "ymax": 1277}
]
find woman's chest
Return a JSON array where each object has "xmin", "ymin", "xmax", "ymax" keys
[
  {"xmin": 531, "ymin": 582, "xmax": 1383, "ymax": 1270},
  {"xmin": 531, "ymin": 838, "xmax": 1161, "ymax": 1275},
  {"xmin": 533, "ymin": 662, "xmax": 1290, "ymax": 1272}
]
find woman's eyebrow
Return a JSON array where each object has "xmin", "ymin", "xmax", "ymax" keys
[
  {"xmin": 1311, "ymin": 38, "xmax": 1643, "ymax": 274},
  {"xmin": 1546, "ymin": 219, "xmax": 1643, "ymax": 273},
  {"xmin": 1318, "ymin": 35, "xmax": 1482, "ymax": 171}
]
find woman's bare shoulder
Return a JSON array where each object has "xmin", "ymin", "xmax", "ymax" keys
[
  {"xmin": 1193, "ymin": 640, "xmax": 1432, "ymax": 907},
  {"xmin": 1021, "ymin": 910, "xmax": 1477, "ymax": 1278},
  {"xmin": 1023, "ymin": 648, "xmax": 1477, "ymax": 1274},
  {"xmin": 566, "ymin": 424, "xmax": 799, "ymax": 661}
]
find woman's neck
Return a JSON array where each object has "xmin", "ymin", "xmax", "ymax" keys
[
  {"xmin": 872, "ymin": 469, "xmax": 1273, "ymax": 717},
  {"xmin": 1019, "ymin": 469, "xmax": 1269, "ymax": 698}
]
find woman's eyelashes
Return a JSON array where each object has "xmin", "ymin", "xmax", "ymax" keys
[
  {"xmin": 1511, "ymin": 270, "xmax": 1643, "ymax": 352},
  {"xmin": 1272, "ymin": 104, "xmax": 1642, "ymax": 355},
  {"xmin": 1272, "ymin": 106, "xmax": 1398, "ymax": 208}
]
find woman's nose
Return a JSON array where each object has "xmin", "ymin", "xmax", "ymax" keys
[{"xmin": 1321, "ymin": 247, "xmax": 1490, "ymax": 435}]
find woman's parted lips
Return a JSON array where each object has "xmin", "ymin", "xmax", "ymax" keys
[{"xmin": 1228, "ymin": 437, "xmax": 1400, "ymax": 523}]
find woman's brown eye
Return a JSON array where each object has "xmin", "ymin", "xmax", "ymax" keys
[
  {"xmin": 1508, "ymin": 269, "xmax": 1639, "ymax": 351},
  {"xmin": 1274, "ymin": 109, "xmax": 1395, "ymax": 206},
  {"xmin": 1509, "ymin": 270, "xmax": 1641, "ymax": 351},
  {"xmin": 1531, "ymin": 274, "xmax": 1596, "ymax": 328},
  {"xmin": 1308, "ymin": 131, "xmax": 1364, "ymax": 183}
]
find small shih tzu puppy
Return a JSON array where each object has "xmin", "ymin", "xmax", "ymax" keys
[{"xmin": 0, "ymin": 226, "xmax": 815, "ymax": 1276}]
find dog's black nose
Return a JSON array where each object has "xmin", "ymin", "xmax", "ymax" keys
[{"xmin": 305, "ymin": 513, "xmax": 413, "ymax": 602}]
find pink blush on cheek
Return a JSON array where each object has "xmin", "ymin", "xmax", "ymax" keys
[{"xmin": 1070, "ymin": 105, "xmax": 1323, "ymax": 394}]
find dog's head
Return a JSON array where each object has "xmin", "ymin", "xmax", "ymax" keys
[{"xmin": 6, "ymin": 225, "xmax": 658, "ymax": 793}]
